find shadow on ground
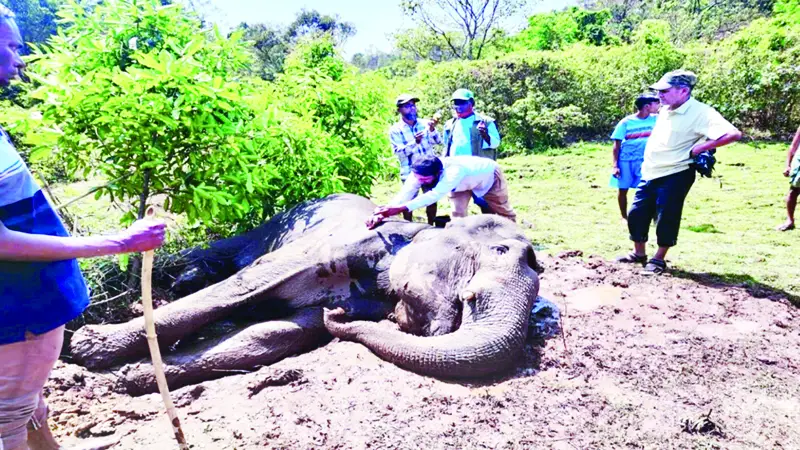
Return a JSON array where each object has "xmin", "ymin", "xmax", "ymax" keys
[{"xmin": 670, "ymin": 268, "xmax": 799, "ymax": 307}]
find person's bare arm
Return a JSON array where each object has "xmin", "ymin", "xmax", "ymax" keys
[
  {"xmin": 612, "ymin": 140, "xmax": 621, "ymax": 177},
  {"xmin": 690, "ymin": 129, "xmax": 743, "ymax": 156},
  {"xmin": 0, "ymin": 219, "xmax": 166, "ymax": 262}
]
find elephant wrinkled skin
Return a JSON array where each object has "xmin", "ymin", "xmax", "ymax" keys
[{"xmin": 70, "ymin": 194, "xmax": 542, "ymax": 395}]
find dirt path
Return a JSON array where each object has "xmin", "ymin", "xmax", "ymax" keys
[{"xmin": 46, "ymin": 254, "xmax": 800, "ymax": 449}]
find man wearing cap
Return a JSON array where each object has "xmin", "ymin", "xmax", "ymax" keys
[
  {"xmin": 610, "ymin": 93, "xmax": 660, "ymax": 220},
  {"xmin": 366, "ymin": 154, "xmax": 516, "ymax": 229},
  {"xmin": 616, "ymin": 70, "xmax": 742, "ymax": 275},
  {"xmin": 443, "ymin": 89, "xmax": 500, "ymax": 159},
  {"xmin": 443, "ymin": 88, "xmax": 501, "ymax": 213},
  {"xmin": 389, "ymin": 94, "xmax": 442, "ymax": 224}
]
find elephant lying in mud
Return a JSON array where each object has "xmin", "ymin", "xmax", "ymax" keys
[{"xmin": 70, "ymin": 194, "xmax": 543, "ymax": 395}]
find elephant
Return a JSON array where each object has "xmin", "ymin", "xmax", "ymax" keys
[{"xmin": 69, "ymin": 194, "xmax": 543, "ymax": 395}]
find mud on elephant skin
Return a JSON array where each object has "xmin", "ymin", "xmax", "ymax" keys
[{"xmin": 69, "ymin": 194, "xmax": 543, "ymax": 395}]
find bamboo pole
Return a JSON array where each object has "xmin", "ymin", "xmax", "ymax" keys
[{"xmin": 141, "ymin": 206, "xmax": 189, "ymax": 449}]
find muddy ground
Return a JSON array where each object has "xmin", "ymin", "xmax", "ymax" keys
[{"xmin": 45, "ymin": 253, "xmax": 800, "ymax": 449}]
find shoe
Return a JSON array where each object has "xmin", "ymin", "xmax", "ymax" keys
[
  {"xmin": 641, "ymin": 258, "xmax": 667, "ymax": 276},
  {"xmin": 615, "ymin": 252, "xmax": 647, "ymax": 264}
]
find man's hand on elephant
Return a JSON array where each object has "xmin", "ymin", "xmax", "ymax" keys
[{"xmin": 365, "ymin": 214, "xmax": 385, "ymax": 229}]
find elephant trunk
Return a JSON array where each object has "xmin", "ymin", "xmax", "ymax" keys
[{"xmin": 327, "ymin": 267, "xmax": 539, "ymax": 378}]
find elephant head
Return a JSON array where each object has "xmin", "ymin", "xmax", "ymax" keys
[{"xmin": 325, "ymin": 214, "xmax": 542, "ymax": 378}]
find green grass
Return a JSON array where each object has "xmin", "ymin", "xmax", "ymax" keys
[{"xmin": 373, "ymin": 142, "xmax": 800, "ymax": 298}]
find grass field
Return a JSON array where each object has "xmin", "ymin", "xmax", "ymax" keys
[{"xmin": 373, "ymin": 141, "xmax": 800, "ymax": 299}]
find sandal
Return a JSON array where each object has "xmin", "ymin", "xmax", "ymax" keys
[
  {"xmin": 615, "ymin": 252, "xmax": 647, "ymax": 264},
  {"xmin": 641, "ymin": 258, "xmax": 667, "ymax": 276}
]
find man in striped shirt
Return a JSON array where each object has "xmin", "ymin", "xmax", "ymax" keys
[
  {"xmin": 0, "ymin": 7, "xmax": 166, "ymax": 449},
  {"xmin": 389, "ymin": 94, "xmax": 442, "ymax": 224}
]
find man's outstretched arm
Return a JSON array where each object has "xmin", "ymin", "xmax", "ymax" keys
[{"xmin": 0, "ymin": 219, "xmax": 166, "ymax": 262}]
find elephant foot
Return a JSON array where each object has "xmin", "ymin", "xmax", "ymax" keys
[{"xmin": 115, "ymin": 308, "xmax": 327, "ymax": 396}]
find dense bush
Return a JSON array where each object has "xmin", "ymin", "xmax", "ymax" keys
[{"xmin": 4, "ymin": 0, "xmax": 392, "ymax": 235}]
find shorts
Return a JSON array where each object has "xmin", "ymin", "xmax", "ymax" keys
[
  {"xmin": 790, "ymin": 158, "xmax": 800, "ymax": 188},
  {"xmin": 610, "ymin": 159, "xmax": 643, "ymax": 190}
]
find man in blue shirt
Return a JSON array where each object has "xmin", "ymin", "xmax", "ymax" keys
[
  {"xmin": 442, "ymin": 89, "xmax": 501, "ymax": 214},
  {"xmin": 0, "ymin": 7, "xmax": 166, "ymax": 449},
  {"xmin": 610, "ymin": 94, "xmax": 660, "ymax": 219}
]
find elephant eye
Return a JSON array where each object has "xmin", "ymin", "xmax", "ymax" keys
[{"xmin": 490, "ymin": 244, "xmax": 509, "ymax": 255}]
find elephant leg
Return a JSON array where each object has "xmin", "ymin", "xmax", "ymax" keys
[
  {"xmin": 116, "ymin": 307, "xmax": 325, "ymax": 396},
  {"xmin": 71, "ymin": 242, "xmax": 352, "ymax": 369}
]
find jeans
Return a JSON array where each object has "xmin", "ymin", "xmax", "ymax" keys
[{"xmin": 628, "ymin": 168, "xmax": 696, "ymax": 247}]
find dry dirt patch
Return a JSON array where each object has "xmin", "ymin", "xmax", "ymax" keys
[{"xmin": 47, "ymin": 254, "xmax": 800, "ymax": 449}]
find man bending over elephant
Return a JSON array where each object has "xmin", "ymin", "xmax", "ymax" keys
[{"xmin": 367, "ymin": 155, "xmax": 516, "ymax": 229}]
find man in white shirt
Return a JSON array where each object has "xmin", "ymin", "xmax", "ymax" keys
[
  {"xmin": 366, "ymin": 155, "xmax": 516, "ymax": 229},
  {"xmin": 616, "ymin": 70, "xmax": 742, "ymax": 275}
]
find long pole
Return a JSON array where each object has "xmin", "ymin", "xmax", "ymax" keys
[{"xmin": 141, "ymin": 206, "xmax": 189, "ymax": 449}]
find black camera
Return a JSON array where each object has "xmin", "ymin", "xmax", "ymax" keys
[{"xmin": 691, "ymin": 150, "xmax": 716, "ymax": 178}]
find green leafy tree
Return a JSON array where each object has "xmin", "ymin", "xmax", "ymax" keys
[
  {"xmin": 1, "ymin": 0, "xmax": 61, "ymax": 48},
  {"xmin": 236, "ymin": 9, "xmax": 356, "ymax": 81},
  {"xmin": 400, "ymin": 0, "xmax": 525, "ymax": 60},
  {"xmin": 9, "ymin": 1, "xmax": 392, "ymax": 234},
  {"xmin": 17, "ymin": 0, "xmax": 273, "ymax": 229}
]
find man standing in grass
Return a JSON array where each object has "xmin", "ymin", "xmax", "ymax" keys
[
  {"xmin": 776, "ymin": 126, "xmax": 800, "ymax": 231},
  {"xmin": 389, "ymin": 93, "xmax": 442, "ymax": 225},
  {"xmin": 0, "ymin": 6, "xmax": 166, "ymax": 449},
  {"xmin": 616, "ymin": 70, "xmax": 742, "ymax": 275},
  {"xmin": 442, "ymin": 88, "xmax": 500, "ymax": 214},
  {"xmin": 610, "ymin": 94, "xmax": 660, "ymax": 220}
]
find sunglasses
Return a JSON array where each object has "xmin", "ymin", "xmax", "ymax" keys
[{"xmin": 453, "ymin": 100, "xmax": 469, "ymax": 106}]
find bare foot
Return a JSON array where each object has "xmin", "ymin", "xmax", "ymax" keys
[{"xmin": 776, "ymin": 221, "xmax": 795, "ymax": 231}]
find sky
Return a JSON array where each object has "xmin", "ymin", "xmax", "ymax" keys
[{"xmin": 205, "ymin": 0, "xmax": 581, "ymax": 58}]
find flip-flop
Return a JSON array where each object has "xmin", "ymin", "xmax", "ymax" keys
[
  {"xmin": 641, "ymin": 258, "xmax": 667, "ymax": 276},
  {"xmin": 615, "ymin": 252, "xmax": 647, "ymax": 264}
]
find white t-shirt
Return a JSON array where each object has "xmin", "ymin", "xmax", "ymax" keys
[
  {"xmin": 641, "ymin": 97, "xmax": 737, "ymax": 181},
  {"xmin": 392, "ymin": 156, "xmax": 498, "ymax": 212}
]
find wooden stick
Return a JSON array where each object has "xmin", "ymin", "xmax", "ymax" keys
[{"xmin": 141, "ymin": 206, "xmax": 189, "ymax": 449}]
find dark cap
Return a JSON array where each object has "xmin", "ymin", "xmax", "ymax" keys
[
  {"xmin": 650, "ymin": 70, "xmax": 697, "ymax": 90},
  {"xmin": 395, "ymin": 93, "xmax": 420, "ymax": 107}
]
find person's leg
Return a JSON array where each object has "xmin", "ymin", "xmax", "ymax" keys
[
  {"xmin": 646, "ymin": 169, "xmax": 696, "ymax": 274},
  {"xmin": 0, "ymin": 327, "xmax": 64, "ymax": 450},
  {"xmin": 424, "ymin": 203, "xmax": 437, "ymax": 225},
  {"xmin": 421, "ymin": 183, "xmax": 437, "ymax": 225},
  {"xmin": 777, "ymin": 187, "xmax": 799, "ymax": 231},
  {"xmin": 617, "ymin": 189, "xmax": 629, "ymax": 219},
  {"xmin": 402, "ymin": 178, "xmax": 415, "ymax": 222},
  {"xmin": 472, "ymin": 194, "xmax": 492, "ymax": 214},
  {"xmin": 481, "ymin": 168, "xmax": 517, "ymax": 222},
  {"xmin": 618, "ymin": 179, "xmax": 656, "ymax": 262},
  {"xmin": 449, "ymin": 190, "xmax": 472, "ymax": 218}
]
